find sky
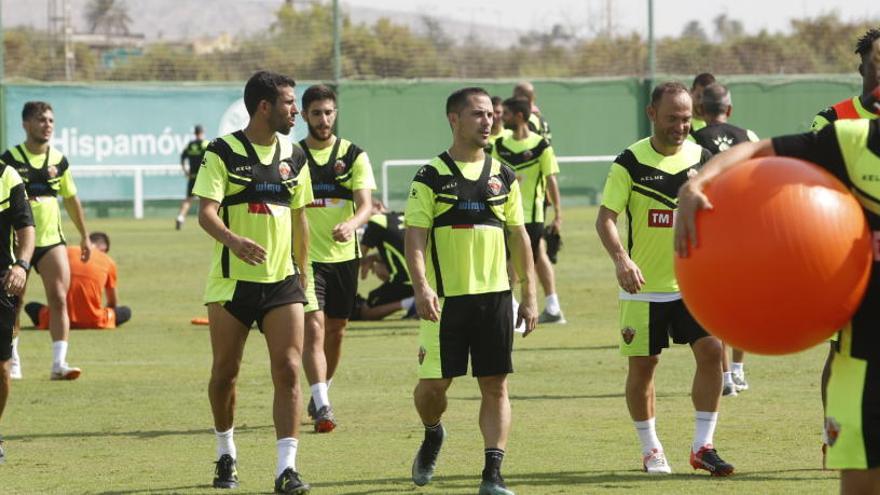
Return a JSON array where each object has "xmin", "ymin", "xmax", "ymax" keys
[{"xmin": 342, "ymin": 0, "xmax": 879, "ymax": 38}]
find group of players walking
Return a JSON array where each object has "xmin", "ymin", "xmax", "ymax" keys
[{"xmin": 0, "ymin": 27, "xmax": 877, "ymax": 495}]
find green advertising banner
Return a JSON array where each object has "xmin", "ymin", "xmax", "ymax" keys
[{"xmin": 4, "ymin": 83, "xmax": 310, "ymax": 165}]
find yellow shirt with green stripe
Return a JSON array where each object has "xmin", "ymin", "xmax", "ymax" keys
[
  {"xmin": 302, "ymin": 137, "xmax": 376, "ymax": 263},
  {"xmin": 405, "ymin": 154, "xmax": 524, "ymax": 297},
  {"xmin": 1, "ymin": 145, "xmax": 77, "ymax": 247},
  {"xmin": 601, "ymin": 138, "xmax": 711, "ymax": 297},
  {"xmin": 491, "ymin": 131, "xmax": 559, "ymax": 224},
  {"xmin": 193, "ymin": 133, "xmax": 313, "ymax": 285}
]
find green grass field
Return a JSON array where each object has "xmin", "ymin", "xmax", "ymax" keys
[{"xmin": 2, "ymin": 206, "xmax": 838, "ymax": 494}]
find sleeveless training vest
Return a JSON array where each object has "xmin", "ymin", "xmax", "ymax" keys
[
  {"xmin": 209, "ymin": 131, "xmax": 306, "ymax": 278},
  {"xmin": 298, "ymin": 138, "xmax": 363, "ymax": 202},
  {"xmin": 428, "ymin": 152, "xmax": 512, "ymax": 296},
  {"xmin": 6, "ymin": 145, "xmax": 69, "ymax": 198}
]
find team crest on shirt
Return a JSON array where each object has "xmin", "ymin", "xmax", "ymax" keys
[
  {"xmin": 418, "ymin": 346, "xmax": 427, "ymax": 365},
  {"xmin": 333, "ymin": 159, "xmax": 346, "ymax": 175},
  {"xmin": 278, "ymin": 162, "xmax": 292, "ymax": 180},
  {"xmin": 487, "ymin": 176, "xmax": 503, "ymax": 195},
  {"xmin": 47, "ymin": 165, "xmax": 58, "ymax": 178},
  {"xmin": 621, "ymin": 326, "xmax": 636, "ymax": 345},
  {"xmin": 825, "ymin": 417, "xmax": 841, "ymax": 447},
  {"xmin": 522, "ymin": 150, "xmax": 533, "ymax": 161}
]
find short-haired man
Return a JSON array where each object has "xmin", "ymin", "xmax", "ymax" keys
[
  {"xmin": 812, "ymin": 28, "xmax": 880, "ymax": 131},
  {"xmin": 193, "ymin": 70, "xmax": 313, "ymax": 494},
  {"xmin": 2, "ymin": 101, "xmax": 90, "ymax": 381},
  {"xmin": 485, "ymin": 96, "xmax": 510, "ymax": 154},
  {"xmin": 406, "ymin": 87, "xmax": 538, "ymax": 495},
  {"xmin": 690, "ymin": 83, "xmax": 759, "ymax": 396},
  {"xmin": 513, "ymin": 82, "xmax": 552, "ymax": 143},
  {"xmin": 298, "ymin": 84, "xmax": 376, "ymax": 433},
  {"xmin": 492, "ymin": 96, "xmax": 565, "ymax": 324},
  {"xmin": 689, "ymin": 72, "xmax": 716, "ymax": 135},
  {"xmin": 596, "ymin": 82, "xmax": 733, "ymax": 476},
  {"xmin": 175, "ymin": 125, "xmax": 210, "ymax": 230},
  {"xmin": 810, "ymin": 27, "xmax": 880, "ymax": 464},
  {"xmin": 0, "ymin": 157, "xmax": 36, "ymax": 464},
  {"xmin": 675, "ymin": 84, "xmax": 880, "ymax": 495},
  {"xmin": 24, "ymin": 232, "xmax": 131, "ymax": 330}
]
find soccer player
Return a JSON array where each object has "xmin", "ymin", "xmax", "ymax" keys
[
  {"xmin": 492, "ymin": 96, "xmax": 565, "ymax": 324},
  {"xmin": 406, "ymin": 87, "xmax": 538, "ymax": 495},
  {"xmin": 193, "ymin": 70, "xmax": 312, "ymax": 494},
  {"xmin": 351, "ymin": 200, "xmax": 416, "ymax": 321},
  {"xmin": 690, "ymin": 82, "xmax": 759, "ymax": 396},
  {"xmin": 811, "ymin": 27, "xmax": 880, "ymax": 462},
  {"xmin": 513, "ymin": 81, "xmax": 552, "ymax": 143},
  {"xmin": 175, "ymin": 124, "xmax": 209, "ymax": 230},
  {"xmin": 812, "ymin": 28, "xmax": 880, "ymax": 131},
  {"xmin": 298, "ymin": 84, "xmax": 376, "ymax": 433},
  {"xmin": 0, "ymin": 158, "xmax": 35, "ymax": 464},
  {"xmin": 24, "ymin": 232, "xmax": 131, "ymax": 330},
  {"xmin": 674, "ymin": 86, "xmax": 880, "ymax": 495},
  {"xmin": 1, "ymin": 101, "xmax": 90, "ymax": 381},
  {"xmin": 689, "ymin": 72, "xmax": 716, "ymax": 136},
  {"xmin": 596, "ymin": 82, "xmax": 733, "ymax": 476},
  {"xmin": 485, "ymin": 96, "xmax": 510, "ymax": 154}
]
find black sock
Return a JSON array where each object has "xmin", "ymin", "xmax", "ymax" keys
[
  {"xmin": 424, "ymin": 422, "xmax": 443, "ymax": 442},
  {"xmin": 482, "ymin": 448, "xmax": 505, "ymax": 481}
]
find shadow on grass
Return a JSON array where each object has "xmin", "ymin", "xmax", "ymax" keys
[
  {"xmin": 5, "ymin": 424, "xmax": 272, "ymax": 441},
  {"xmin": 515, "ymin": 345, "xmax": 618, "ymax": 352},
  {"xmin": 78, "ymin": 467, "xmax": 836, "ymax": 494},
  {"xmin": 451, "ymin": 392, "xmax": 689, "ymax": 401},
  {"xmin": 93, "ymin": 485, "xmax": 207, "ymax": 495}
]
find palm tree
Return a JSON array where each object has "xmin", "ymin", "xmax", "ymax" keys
[{"xmin": 85, "ymin": 0, "xmax": 133, "ymax": 35}]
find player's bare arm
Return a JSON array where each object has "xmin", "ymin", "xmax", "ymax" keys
[
  {"xmin": 404, "ymin": 225, "xmax": 440, "ymax": 322},
  {"xmin": 292, "ymin": 205, "xmax": 309, "ymax": 290},
  {"xmin": 63, "ymin": 195, "xmax": 91, "ymax": 262},
  {"xmin": 546, "ymin": 173, "xmax": 562, "ymax": 233},
  {"xmin": 675, "ymin": 139, "xmax": 775, "ymax": 258},
  {"xmin": 3, "ymin": 224, "xmax": 34, "ymax": 296},
  {"xmin": 332, "ymin": 188, "xmax": 372, "ymax": 242},
  {"xmin": 595, "ymin": 205, "xmax": 645, "ymax": 294},
  {"xmin": 507, "ymin": 223, "xmax": 538, "ymax": 335}
]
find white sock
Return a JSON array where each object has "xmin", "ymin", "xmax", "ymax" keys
[
  {"xmin": 276, "ymin": 437, "xmax": 298, "ymax": 476},
  {"xmin": 731, "ymin": 362, "xmax": 744, "ymax": 375},
  {"xmin": 693, "ymin": 411, "xmax": 719, "ymax": 452},
  {"xmin": 545, "ymin": 293, "xmax": 561, "ymax": 315},
  {"xmin": 52, "ymin": 340, "xmax": 68, "ymax": 368},
  {"xmin": 176, "ymin": 215, "xmax": 185, "ymax": 222},
  {"xmin": 400, "ymin": 297, "xmax": 415, "ymax": 311},
  {"xmin": 634, "ymin": 418, "xmax": 663, "ymax": 455},
  {"xmin": 215, "ymin": 427, "xmax": 236, "ymax": 460},
  {"xmin": 723, "ymin": 372, "xmax": 734, "ymax": 386},
  {"xmin": 11, "ymin": 336, "xmax": 20, "ymax": 365},
  {"xmin": 310, "ymin": 382, "xmax": 330, "ymax": 409}
]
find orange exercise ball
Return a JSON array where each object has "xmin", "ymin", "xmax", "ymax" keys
[{"xmin": 675, "ymin": 156, "xmax": 872, "ymax": 355}]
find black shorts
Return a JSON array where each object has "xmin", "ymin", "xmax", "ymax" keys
[
  {"xmin": 351, "ymin": 282, "xmax": 414, "ymax": 320},
  {"xmin": 306, "ymin": 259, "xmax": 359, "ymax": 319},
  {"xmin": 33, "ymin": 241, "xmax": 66, "ymax": 272},
  {"xmin": 524, "ymin": 222, "xmax": 544, "ymax": 259},
  {"xmin": 223, "ymin": 274, "xmax": 306, "ymax": 332},
  {"xmin": 186, "ymin": 177, "xmax": 197, "ymax": 198},
  {"xmin": 0, "ymin": 288, "xmax": 19, "ymax": 361},
  {"xmin": 418, "ymin": 291, "xmax": 514, "ymax": 379}
]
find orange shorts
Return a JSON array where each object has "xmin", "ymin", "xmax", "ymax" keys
[{"xmin": 37, "ymin": 306, "xmax": 117, "ymax": 330}]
